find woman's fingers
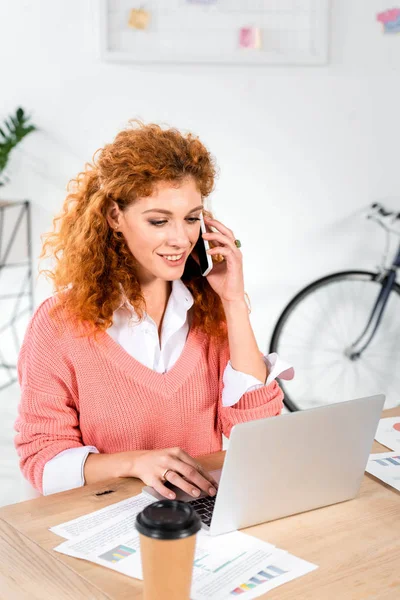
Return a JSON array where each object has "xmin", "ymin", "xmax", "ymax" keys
[
  {"xmin": 133, "ymin": 448, "xmax": 219, "ymax": 500},
  {"xmin": 172, "ymin": 448, "xmax": 219, "ymax": 489},
  {"xmin": 202, "ymin": 231, "xmax": 238, "ymax": 252},
  {"xmin": 179, "ymin": 450, "xmax": 219, "ymax": 488},
  {"xmin": 169, "ymin": 449, "xmax": 219, "ymax": 489},
  {"xmin": 168, "ymin": 457, "xmax": 217, "ymax": 497},
  {"xmin": 196, "ymin": 464, "xmax": 219, "ymax": 489},
  {"xmin": 151, "ymin": 479, "xmax": 178, "ymax": 500},
  {"xmin": 204, "ymin": 217, "xmax": 235, "ymax": 240},
  {"xmin": 206, "ymin": 247, "xmax": 232, "ymax": 259},
  {"xmin": 140, "ymin": 448, "xmax": 219, "ymax": 500},
  {"xmin": 164, "ymin": 469, "xmax": 204, "ymax": 498}
]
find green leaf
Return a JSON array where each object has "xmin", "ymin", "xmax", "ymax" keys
[
  {"xmin": 0, "ymin": 107, "xmax": 37, "ymax": 177},
  {"xmin": 5, "ymin": 119, "xmax": 13, "ymax": 134}
]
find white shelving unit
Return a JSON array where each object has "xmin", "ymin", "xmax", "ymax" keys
[{"xmin": 100, "ymin": 0, "xmax": 330, "ymax": 66}]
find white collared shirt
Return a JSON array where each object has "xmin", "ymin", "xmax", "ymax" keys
[{"xmin": 42, "ymin": 280, "xmax": 294, "ymax": 495}]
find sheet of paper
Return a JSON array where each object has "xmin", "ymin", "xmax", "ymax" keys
[
  {"xmin": 53, "ymin": 513, "xmax": 276, "ymax": 581},
  {"xmin": 374, "ymin": 417, "xmax": 400, "ymax": 451},
  {"xmin": 366, "ymin": 451, "xmax": 400, "ymax": 492},
  {"xmin": 191, "ymin": 547, "xmax": 317, "ymax": 600},
  {"xmin": 50, "ymin": 493, "xmax": 154, "ymax": 540},
  {"xmin": 51, "ymin": 492, "xmax": 317, "ymax": 598}
]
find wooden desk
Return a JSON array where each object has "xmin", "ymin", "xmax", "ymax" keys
[{"xmin": 0, "ymin": 408, "xmax": 399, "ymax": 600}]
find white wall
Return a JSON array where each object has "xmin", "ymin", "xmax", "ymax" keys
[{"xmin": 1, "ymin": 0, "xmax": 400, "ymax": 354}]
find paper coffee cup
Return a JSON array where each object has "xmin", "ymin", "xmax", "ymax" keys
[{"xmin": 136, "ymin": 500, "xmax": 202, "ymax": 600}]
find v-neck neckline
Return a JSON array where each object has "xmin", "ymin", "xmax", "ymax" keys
[{"xmin": 96, "ymin": 324, "xmax": 206, "ymax": 394}]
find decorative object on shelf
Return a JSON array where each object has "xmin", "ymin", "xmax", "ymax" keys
[
  {"xmin": 128, "ymin": 7, "xmax": 151, "ymax": 30},
  {"xmin": 100, "ymin": 0, "xmax": 330, "ymax": 65},
  {"xmin": 0, "ymin": 108, "xmax": 37, "ymax": 187},
  {"xmin": 0, "ymin": 200, "xmax": 33, "ymax": 391},
  {"xmin": 376, "ymin": 8, "xmax": 400, "ymax": 33},
  {"xmin": 186, "ymin": 0, "xmax": 218, "ymax": 4},
  {"xmin": 239, "ymin": 27, "xmax": 262, "ymax": 50}
]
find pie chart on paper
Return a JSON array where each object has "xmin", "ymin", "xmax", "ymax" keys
[{"xmin": 374, "ymin": 418, "xmax": 400, "ymax": 451}]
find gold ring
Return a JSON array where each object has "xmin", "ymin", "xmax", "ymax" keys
[{"xmin": 161, "ymin": 468, "xmax": 173, "ymax": 482}]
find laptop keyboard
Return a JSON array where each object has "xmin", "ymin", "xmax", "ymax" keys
[{"xmin": 188, "ymin": 495, "xmax": 217, "ymax": 527}]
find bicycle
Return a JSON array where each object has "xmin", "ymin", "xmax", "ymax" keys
[{"xmin": 269, "ymin": 203, "xmax": 400, "ymax": 412}]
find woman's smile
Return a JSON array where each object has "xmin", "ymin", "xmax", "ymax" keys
[{"xmin": 157, "ymin": 251, "xmax": 187, "ymax": 267}]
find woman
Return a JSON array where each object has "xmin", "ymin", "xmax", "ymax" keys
[{"xmin": 14, "ymin": 121, "xmax": 293, "ymax": 499}]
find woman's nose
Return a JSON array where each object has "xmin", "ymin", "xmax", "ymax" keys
[{"xmin": 167, "ymin": 223, "xmax": 192, "ymax": 248}]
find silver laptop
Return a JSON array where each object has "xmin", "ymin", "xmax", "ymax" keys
[{"xmin": 143, "ymin": 394, "xmax": 385, "ymax": 536}]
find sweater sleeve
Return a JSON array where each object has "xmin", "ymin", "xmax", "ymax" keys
[
  {"xmin": 42, "ymin": 446, "xmax": 99, "ymax": 495},
  {"xmin": 215, "ymin": 332, "xmax": 284, "ymax": 439},
  {"xmin": 14, "ymin": 298, "xmax": 84, "ymax": 494}
]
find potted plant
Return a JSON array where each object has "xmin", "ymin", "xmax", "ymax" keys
[{"xmin": 0, "ymin": 107, "xmax": 37, "ymax": 187}]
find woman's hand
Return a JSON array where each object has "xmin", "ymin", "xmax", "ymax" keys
[
  {"xmin": 202, "ymin": 216, "xmax": 245, "ymax": 305},
  {"xmin": 120, "ymin": 447, "xmax": 219, "ymax": 500}
]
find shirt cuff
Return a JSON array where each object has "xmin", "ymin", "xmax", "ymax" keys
[
  {"xmin": 222, "ymin": 353, "xmax": 294, "ymax": 408},
  {"xmin": 42, "ymin": 446, "xmax": 99, "ymax": 496}
]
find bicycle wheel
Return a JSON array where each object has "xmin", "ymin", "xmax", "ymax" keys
[{"xmin": 270, "ymin": 271, "xmax": 400, "ymax": 411}]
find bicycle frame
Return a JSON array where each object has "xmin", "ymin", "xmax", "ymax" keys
[{"xmin": 346, "ymin": 240, "xmax": 400, "ymax": 359}]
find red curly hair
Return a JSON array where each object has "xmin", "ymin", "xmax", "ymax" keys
[{"xmin": 40, "ymin": 120, "xmax": 227, "ymax": 338}]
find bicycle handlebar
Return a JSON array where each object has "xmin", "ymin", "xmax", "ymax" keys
[{"xmin": 370, "ymin": 202, "xmax": 400, "ymax": 220}]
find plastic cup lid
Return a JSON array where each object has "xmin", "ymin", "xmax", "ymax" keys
[{"xmin": 136, "ymin": 500, "xmax": 202, "ymax": 540}]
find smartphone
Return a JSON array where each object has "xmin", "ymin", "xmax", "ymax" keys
[{"xmin": 194, "ymin": 212, "xmax": 213, "ymax": 276}]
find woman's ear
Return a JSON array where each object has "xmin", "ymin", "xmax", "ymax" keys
[{"xmin": 106, "ymin": 201, "xmax": 121, "ymax": 230}]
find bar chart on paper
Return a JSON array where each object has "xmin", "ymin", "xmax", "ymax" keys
[
  {"xmin": 230, "ymin": 564, "xmax": 288, "ymax": 595},
  {"xmin": 99, "ymin": 544, "xmax": 136, "ymax": 563},
  {"xmin": 375, "ymin": 417, "xmax": 400, "ymax": 451},
  {"xmin": 366, "ymin": 452, "xmax": 400, "ymax": 492},
  {"xmin": 372, "ymin": 455, "xmax": 400, "ymax": 467}
]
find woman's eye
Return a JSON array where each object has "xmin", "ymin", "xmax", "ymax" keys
[{"xmin": 149, "ymin": 218, "xmax": 200, "ymax": 227}]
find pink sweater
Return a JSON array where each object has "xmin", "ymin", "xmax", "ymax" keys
[{"xmin": 14, "ymin": 297, "xmax": 284, "ymax": 494}]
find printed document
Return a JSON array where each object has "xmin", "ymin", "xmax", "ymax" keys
[
  {"xmin": 366, "ymin": 451, "xmax": 400, "ymax": 492},
  {"xmin": 374, "ymin": 417, "xmax": 400, "ymax": 451},
  {"xmin": 51, "ymin": 493, "xmax": 317, "ymax": 599}
]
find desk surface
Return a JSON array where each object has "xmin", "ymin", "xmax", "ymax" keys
[{"xmin": 0, "ymin": 407, "xmax": 399, "ymax": 600}]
